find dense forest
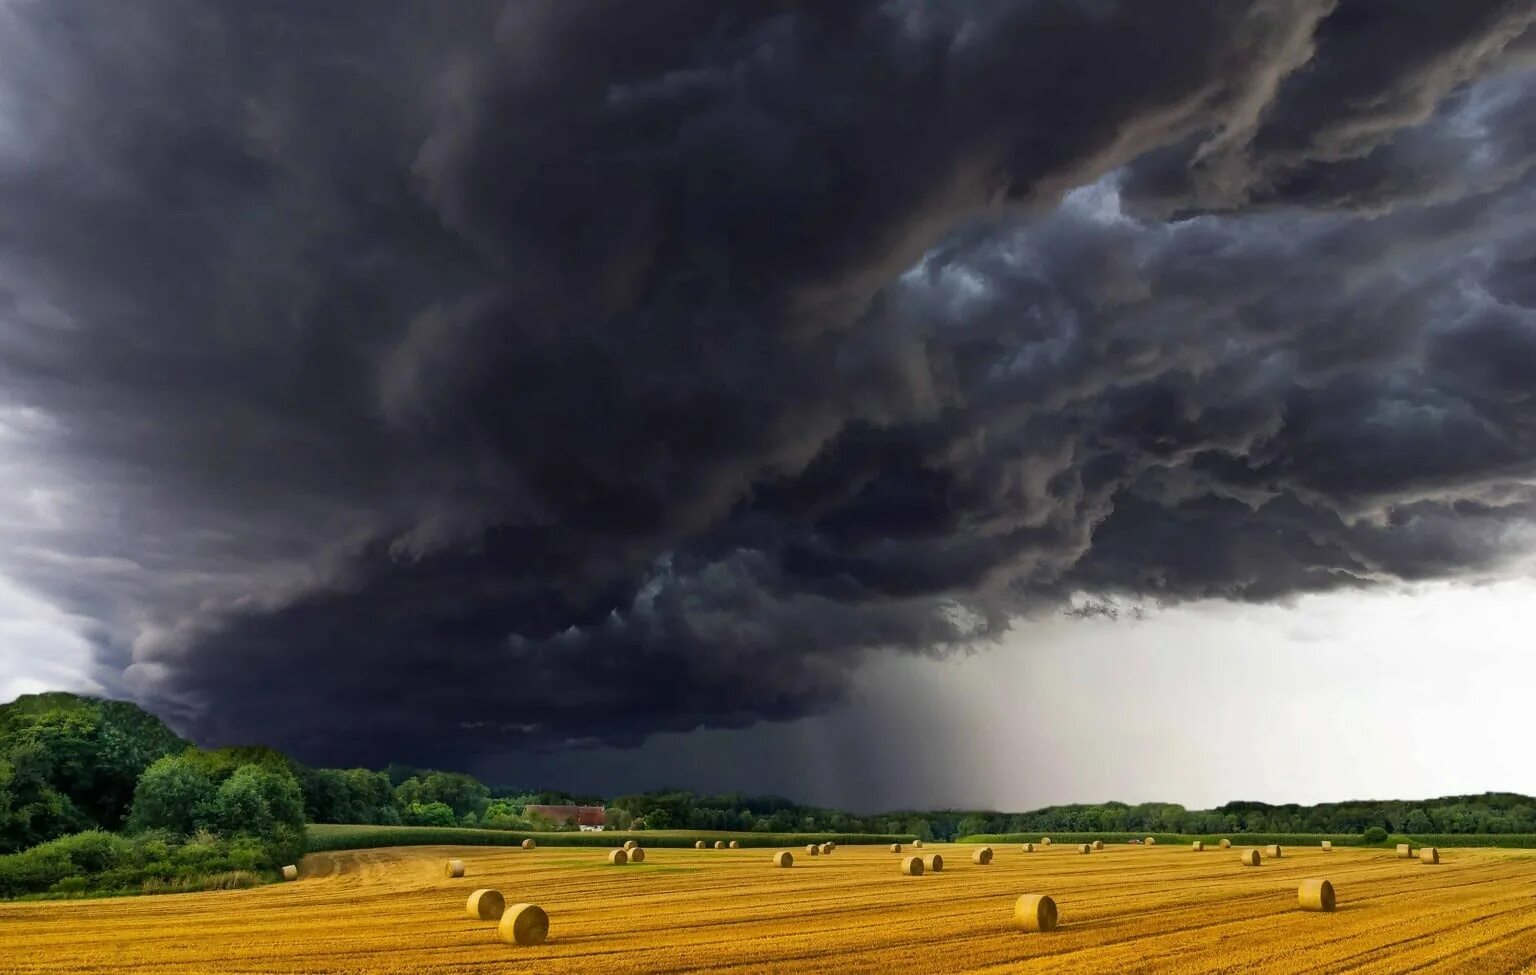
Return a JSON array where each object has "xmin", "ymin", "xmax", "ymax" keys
[{"xmin": 3, "ymin": 692, "xmax": 1534, "ymax": 898}]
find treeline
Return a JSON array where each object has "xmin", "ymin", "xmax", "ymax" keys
[
  {"xmin": 942, "ymin": 796, "xmax": 1536, "ymax": 840},
  {"xmin": 0, "ymin": 695, "xmax": 306, "ymax": 897}
]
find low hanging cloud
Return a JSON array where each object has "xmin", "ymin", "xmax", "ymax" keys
[{"xmin": 0, "ymin": 0, "xmax": 1532, "ymax": 766}]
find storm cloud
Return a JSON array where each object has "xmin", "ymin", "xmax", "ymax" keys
[{"xmin": 0, "ymin": 0, "xmax": 1533, "ymax": 766}]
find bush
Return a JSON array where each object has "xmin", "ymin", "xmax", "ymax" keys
[
  {"xmin": 1363, "ymin": 826, "xmax": 1389, "ymax": 844},
  {"xmin": 402, "ymin": 801, "xmax": 456, "ymax": 827}
]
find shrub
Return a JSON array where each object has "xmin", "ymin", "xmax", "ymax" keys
[{"xmin": 1363, "ymin": 826, "xmax": 1389, "ymax": 844}]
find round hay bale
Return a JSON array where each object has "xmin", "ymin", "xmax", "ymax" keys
[
  {"xmin": 922, "ymin": 854, "xmax": 944, "ymax": 872},
  {"xmin": 607, "ymin": 849, "xmax": 628, "ymax": 866},
  {"xmin": 1397, "ymin": 843, "xmax": 1413, "ymax": 858},
  {"xmin": 728, "ymin": 840, "xmax": 740, "ymax": 849},
  {"xmin": 1298, "ymin": 878, "xmax": 1335, "ymax": 912},
  {"xmin": 1321, "ymin": 840, "xmax": 1332, "ymax": 851},
  {"xmin": 827, "ymin": 842, "xmax": 836, "ymax": 851},
  {"xmin": 1091, "ymin": 840, "xmax": 1103, "ymax": 851},
  {"xmin": 805, "ymin": 844, "xmax": 819, "ymax": 856},
  {"xmin": 466, "ymin": 888, "xmax": 505, "ymax": 921},
  {"xmin": 890, "ymin": 843, "xmax": 902, "ymax": 853},
  {"xmin": 623, "ymin": 840, "xmax": 638, "ymax": 851},
  {"xmin": 1420, "ymin": 847, "xmax": 1439, "ymax": 864},
  {"xmin": 280, "ymin": 864, "xmax": 298, "ymax": 882},
  {"xmin": 973, "ymin": 847, "xmax": 993, "ymax": 865},
  {"xmin": 628, "ymin": 846, "xmax": 646, "ymax": 863},
  {"xmin": 446, "ymin": 859, "xmax": 465, "ymax": 878},
  {"xmin": 773, "ymin": 851, "xmax": 793, "ymax": 868},
  {"xmin": 497, "ymin": 903, "xmax": 549, "ymax": 947},
  {"xmin": 1192, "ymin": 841, "xmax": 1204, "ymax": 852},
  {"xmin": 1219, "ymin": 838, "xmax": 1231, "ymax": 849},
  {"xmin": 1144, "ymin": 836, "xmax": 1156, "ymax": 846},
  {"xmin": 695, "ymin": 840, "xmax": 707, "ymax": 850},
  {"xmin": 818, "ymin": 843, "xmax": 832, "ymax": 855},
  {"xmin": 1077, "ymin": 843, "xmax": 1091, "ymax": 854},
  {"xmin": 714, "ymin": 840, "xmax": 726, "ymax": 850},
  {"xmin": 900, "ymin": 855, "xmax": 924, "ymax": 876},
  {"xmin": 1041, "ymin": 837, "xmax": 1051, "ymax": 846},
  {"xmin": 1014, "ymin": 893, "xmax": 1058, "ymax": 933},
  {"xmin": 521, "ymin": 838, "xmax": 536, "ymax": 851},
  {"xmin": 913, "ymin": 839, "xmax": 924, "ymax": 849},
  {"xmin": 1240, "ymin": 849, "xmax": 1261, "ymax": 867},
  {"xmin": 1265, "ymin": 844, "xmax": 1283, "ymax": 858},
  {"xmin": 1021, "ymin": 842, "xmax": 1034, "ymax": 853}
]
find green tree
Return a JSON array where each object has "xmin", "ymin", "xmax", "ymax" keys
[
  {"xmin": 402, "ymin": 801, "xmax": 456, "ymax": 827},
  {"xmin": 395, "ymin": 772, "xmax": 489, "ymax": 819},
  {"xmin": 204, "ymin": 765, "xmax": 305, "ymax": 839},
  {"xmin": 127, "ymin": 755, "xmax": 217, "ymax": 836}
]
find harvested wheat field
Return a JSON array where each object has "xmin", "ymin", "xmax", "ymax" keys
[{"xmin": 3, "ymin": 843, "xmax": 1536, "ymax": 974}]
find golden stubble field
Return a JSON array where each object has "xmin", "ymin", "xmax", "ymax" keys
[{"xmin": 3, "ymin": 842, "xmax": 1536, "ymax": 974}]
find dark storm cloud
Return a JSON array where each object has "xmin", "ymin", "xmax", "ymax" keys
[{"xmin": 0, "ymin": 0, "xmax": 1533, "ymax": 765}]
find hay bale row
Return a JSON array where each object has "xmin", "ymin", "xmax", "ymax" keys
[
  {"xmin": 973, "ymin": 846, "xmax": 993, "ymax": 865},
  {"xmin": 1014, "ymin": 894, "xmax": 1057, "ymax": 932},
  {"xmin": 466, "ymin": 888, "xmax": 505, "ymax": 921},
  {"xmin": 445, "ymin": 859, "xmax": 465, "ymax": 878},
  {"xmin": 498, "ymin": 903, "xmax": 549, "ymax": 946},
  {"xmin": 1298, "ymin": 878, "xmax": 1335, "ymax": 912},
  {"xmin": 1240, "ymin": 849, "xmax": 1261, "ymax": 867}
]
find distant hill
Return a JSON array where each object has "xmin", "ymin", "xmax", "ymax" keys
[{"xmin": 0, "ymin": 691, "xmax": 186, "ymax": 852}]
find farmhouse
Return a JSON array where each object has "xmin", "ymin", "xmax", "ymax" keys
[{"xmin": 525, "ymin": 804, "xmax": 607, "ymax": 830}]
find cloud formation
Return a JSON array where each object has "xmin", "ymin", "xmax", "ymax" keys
[{"xmin": 0, "ymin": 0, "xmax": 1532, "ymax": 765}]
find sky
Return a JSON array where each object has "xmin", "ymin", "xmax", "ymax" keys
[{"xmin": 1, "ymin": 1, "xmax": 1534, "ymax": 813}]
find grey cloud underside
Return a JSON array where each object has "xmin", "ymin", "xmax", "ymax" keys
[{"xmin": 0, "ymin": 0, "xmax": 1532, "ymax": 765}]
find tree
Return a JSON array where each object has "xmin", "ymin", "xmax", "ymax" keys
[
  {"xmin": 402, "ymin": 801, "xmax": 456, "ymax": 827},
  {"xmin": 0, "ymin": 693, "xmax": 184, "ymax": 846},
  {"xmin": 395, "ymin": 772, "xmax": 489, "ymax": 819},
  {"xmin": 127, "ymin": 755, "xmax": 217, "ymax": 836},
  {"xmin": 204, "ymin": 765, "xmax": 305, "ymax": 839}
]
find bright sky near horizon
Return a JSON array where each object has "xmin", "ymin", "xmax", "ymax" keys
[{"xmin": 452, "ymin": 577, "xmax": 1536, "ymax": 812}]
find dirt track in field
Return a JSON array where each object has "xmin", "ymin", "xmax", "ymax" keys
[{"xmin": 3, "ymin": 842, "xmax": 1536, "ymax": 973}]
